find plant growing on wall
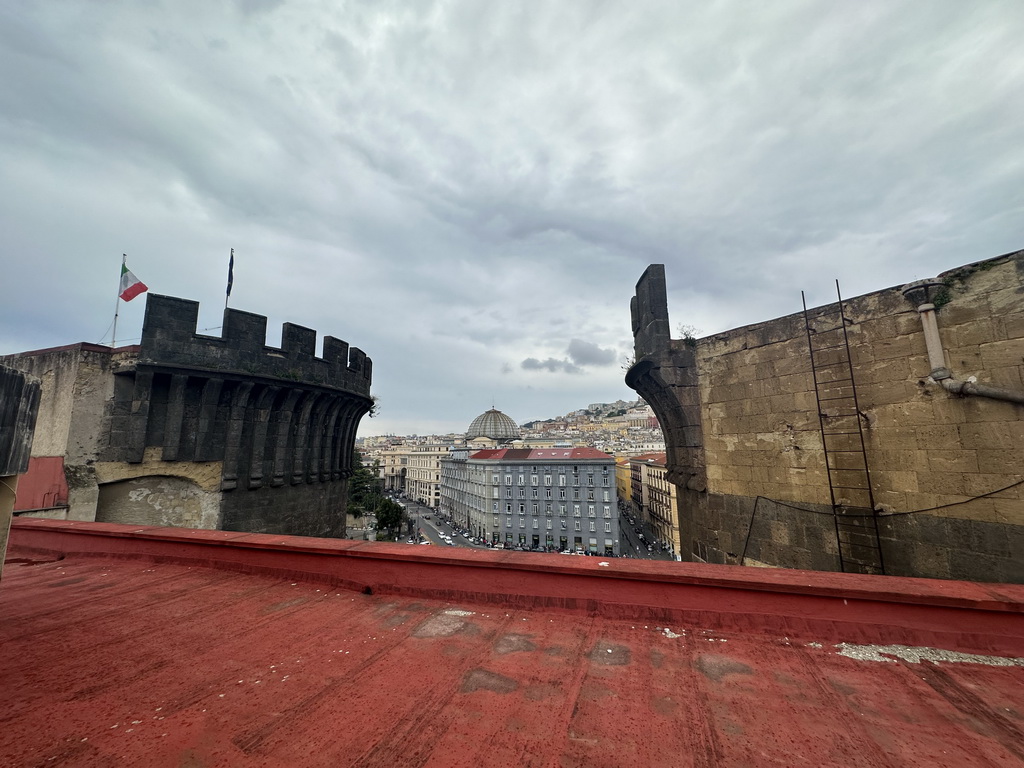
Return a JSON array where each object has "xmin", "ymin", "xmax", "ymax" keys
[
  {"xmin": 933, "ymin": 259, "xmax": 999, "ymax": 309},
  {"xmin": 677, "ymin": 323, "xmax": 700, "ymax": 348}
]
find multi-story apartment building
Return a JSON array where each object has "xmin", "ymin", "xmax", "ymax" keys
[
  {"xmin": 405, "ymin": 443, "xmax": 451, "ymax": 508},
  {"xmin": 440, "ymin": 444, "xmax": 471, "ymax": 528},
  {"xmin": 441, "ymin": 447, "xmax": 619, "ymax": 554},
  {"xmin": 629, "ymin": 453, "xmax": 680, "ymax": 558},
  {"xmin": 614, "ymin": 457, "xmax": 632, "ymax": 508},
  {"xmin": 376, "ymin": 445, "xmax": 409, "ymax": 493}
]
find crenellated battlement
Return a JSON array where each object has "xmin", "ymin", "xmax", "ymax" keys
[{"xmin": 138, "ymin": 295, "xmax": 371, "ymax": 395}]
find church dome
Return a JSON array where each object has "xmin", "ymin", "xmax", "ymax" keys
[{"xmin": 466, "ymin": 408, "xmax": 521, "ymax": 442}]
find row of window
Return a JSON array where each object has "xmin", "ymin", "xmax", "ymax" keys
[
  {"xmin": 492, "ymin": 503, "xmax": 613, "ymax": 517},
  {"xmin": 494, "ymin": 488, "xmax": 612, "ymax": 501},
  {"xmin": 494, "ymin": 517, "xmax": 612, "ymax": 533},
  {"xmin": 502, "ymin": 474, "xmax": 610, "ymax": 487}
]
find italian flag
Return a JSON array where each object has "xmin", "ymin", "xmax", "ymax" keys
[{"xmin": 119, "ymin": 261, "xmax": 148, "ymax": 302}]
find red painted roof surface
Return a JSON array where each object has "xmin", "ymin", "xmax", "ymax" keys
[{"xmin": 2, "ymin": 520, "xmax": 1023, "ymax": 768}]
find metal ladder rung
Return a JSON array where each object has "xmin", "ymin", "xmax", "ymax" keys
[
  {"xmin": 837, "ymin": 538, "xmax": 881, "ymax": 548},
  {"xmin": 810, "ymin": 342, "xmax": 847, "ymax": 352},
  {"xmin": 803, "ymin": 284, "xmax": 883, "ymax": 575}
]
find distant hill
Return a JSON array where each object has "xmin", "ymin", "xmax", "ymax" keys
[{"xmin": 522, "ymin": 398, "xmax": 646, "ymax": 427}]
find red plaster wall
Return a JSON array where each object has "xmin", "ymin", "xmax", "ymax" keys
[
  {"xmin": 13, "ymin": 457, "xmax": 68, "ymax": 511},
  {"xmin": 10, "ymin": 518, "xmax": 1024, "ymax": 657}
]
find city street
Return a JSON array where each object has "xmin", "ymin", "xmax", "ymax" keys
[
  {"xmin": 395, "ymin": 496, "xmax": 676, "ymax": 560},
  {"xmin": 617, "ymin": 503, "xmax": 677, "ymax": 561},
  {"xmin": 398, "ymin": 499, "xmax": 489, "ymax": 550}
]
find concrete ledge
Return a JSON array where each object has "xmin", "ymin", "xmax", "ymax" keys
[{"xmin": 9, "ymin": 518, "xmax": 1024, "ymax": 656}]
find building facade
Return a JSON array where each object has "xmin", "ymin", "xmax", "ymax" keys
[
  {"xmin": 614, "ymin": 456, "xmax": 631, "ymax": 507},
  {"xmin": 376, "ymin": 445, "xmax": 408, "ymax": 493},
  {"xmin": 628, "ymin": 453, "xmax": 680, "ymax": 558},
  {"xmin": 405, "ymin": 443, "xmax": 450, "ymax": 508},
  {"xmin": 441, "ymin": 447, "xmax": 620, "ymax": 554}
]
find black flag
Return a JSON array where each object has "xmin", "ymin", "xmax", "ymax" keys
[{"xmin": 226, "ymin": 249, "xmax": 234, "ymax": 298}]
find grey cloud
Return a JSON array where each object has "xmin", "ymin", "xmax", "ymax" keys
[
  {"xmin": 521, "ymin": 338, "xmax": 615, "ymax": 373},
  {"xmin": 521, "ymin": 358, "xmax": 583, "ymax": 375},
  {"xmin": 1, "ymin": 2, "xmax": 1022, "ymax": 436},
  {"xmin": 567, "ymin": 338, "xmax": 616, "ymax": 367}
]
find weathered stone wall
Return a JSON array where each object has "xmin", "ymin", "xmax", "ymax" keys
[
  {"xmin": 0, "ymin": 345, "xmax": 139, "ymax": 519},
  {"xmin": 627, "ymin": 265, "xmax": 708, "ymax": 564},
  {"xmin": 0, "ymin": 364, "xmax": 40, "ymax": 477},
  {"xmin": 93, "ymin": 446, "xmax": 222, "ymax": 528},
  {"xmin": 137, "ymin": 295, "xmax": 371, "ymax": 392},
  {"xmin": 628, "ymin": 251, "xmax": 1024, "ymax": 583},
  {"xmin": 2, "ymin": 345, "xmax": 98, "ymax": 458},
  {"xmin": 0, "ymin": 364, "xmax": 41, "ymax": 578},
  {"xmin": 2, "ymin": 294, "xmax": 374, "ymax": 538},
  {"xmin": 96, "ymin": 475, "xmax": 219, "ymax": 528},
  {"xmin": 220, "ymin": 480, "xmax": 349, "ymax": 537}
]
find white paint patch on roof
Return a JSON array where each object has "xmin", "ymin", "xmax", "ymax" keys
[{"xmin": 835, "ymin": 643, "xmax": 1024, "ymax": 666}]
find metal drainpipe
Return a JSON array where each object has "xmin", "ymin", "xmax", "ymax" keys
[{"xmin": 902, "ymin": 279, "xmax": 1024, "ymax": 405}]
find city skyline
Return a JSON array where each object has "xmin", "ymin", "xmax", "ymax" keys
[{"xmin": 2, "ymin": 3, "xmax": 1022, "ymax": 437}]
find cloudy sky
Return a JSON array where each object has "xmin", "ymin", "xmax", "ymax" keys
[{"xmin": 2, "ymin": 2, "xmax": 1022, "ymax": 436}]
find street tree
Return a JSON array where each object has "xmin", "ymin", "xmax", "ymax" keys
[
  {"xmin": 348, "ymin": 450, "xmax": 382, "ymax": 518},
  {"xmin": 374, "ymin": 498, "xmax": 406, "ymax": 540}
]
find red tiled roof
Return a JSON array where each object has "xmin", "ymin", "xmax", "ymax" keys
[
  {"xmin": 528, "ymin": 447, "xmax": 611, "ymax": 460},
  {"xmin": 3, "ymin": 519, "xmax": 1023, "ymax": 767},
  {"xmin": 469, "ymin": 447, "xmax": 613, "ymax": 461}
]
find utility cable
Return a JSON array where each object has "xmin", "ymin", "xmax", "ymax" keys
[{"xmin": 737, "ymin": 479, "xmax": 1022, "ymax": 565}]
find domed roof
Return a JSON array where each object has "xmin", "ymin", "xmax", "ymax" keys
[{"xmin": 466, "ymin": 408, "xmax": 521, "ymax": 442}]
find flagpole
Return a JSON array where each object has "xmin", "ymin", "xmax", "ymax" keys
[{"xmin": 112, "ymin": 254, "xmax": 126, "ymax": 348}]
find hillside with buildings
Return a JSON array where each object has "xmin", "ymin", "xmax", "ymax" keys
[{"xmin": 358, "ymin": 397, "xmax": 664, "ymax": 457}]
